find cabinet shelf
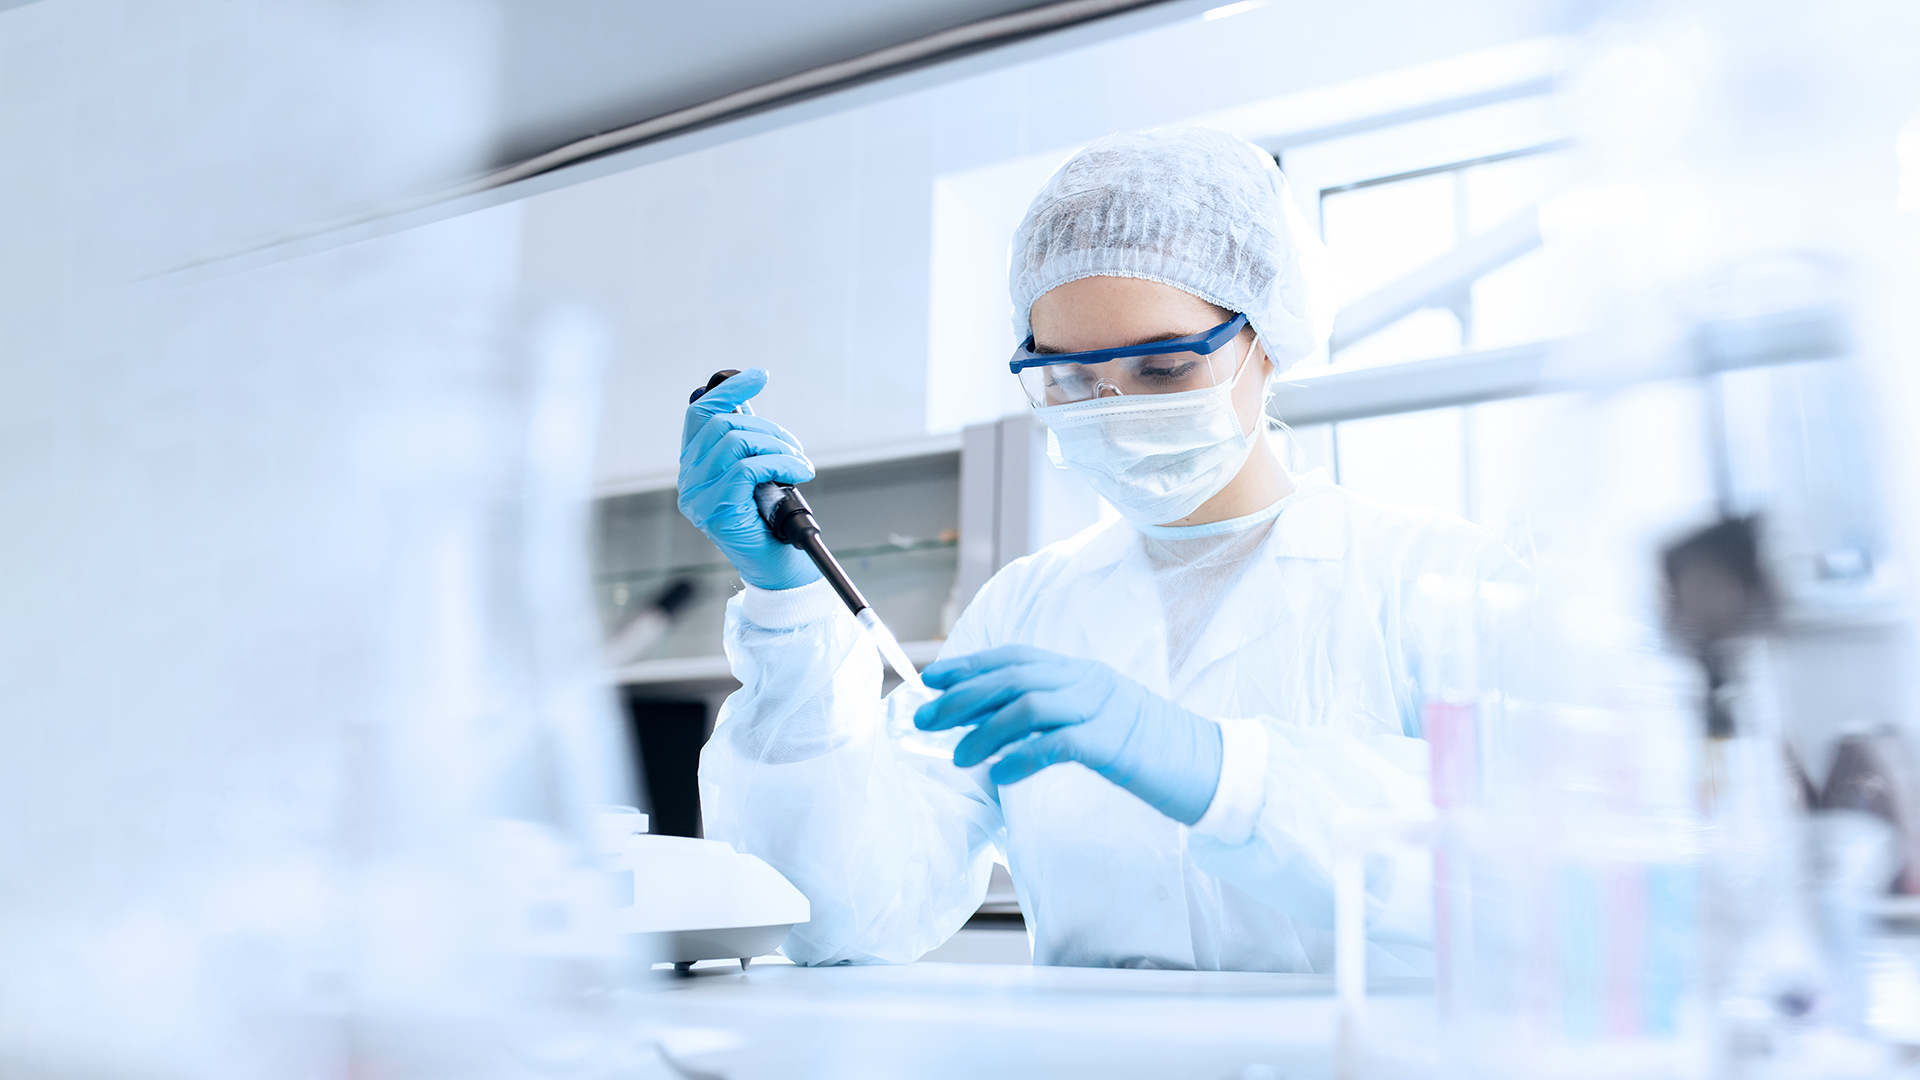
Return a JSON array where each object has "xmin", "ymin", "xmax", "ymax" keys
[
  {"xmin": 598, "ymin": 536, "xmax": 957, "ymax": 599},
  {"xmin": 596, "ymin": 450, "xmax": 962, "ymax": 678},
  {"xmin": 611, "ymin": 637, "xmax": 944, "ymax": 688}
]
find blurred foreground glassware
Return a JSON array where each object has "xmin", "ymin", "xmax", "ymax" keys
[
  {"xmin": 885, "ymin": 680, "xmax": 965, "ymax": 759},
  {"xmin": 316, "ymin": 303, "xmax": 640, "ymax": 1077},
  {"xmin": 1337, "ymin": 574, "xmax": 1712, "ymax": 1080}
]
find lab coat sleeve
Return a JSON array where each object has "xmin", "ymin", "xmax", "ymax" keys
[
  {"xmin": 698, "ymin": 577, "xmax": 1005, "ymax": 965},
  {"xmin": 1187, "ymin": 516, "xmax": 1529, "ymax": 947},
  {"xmin": 1190, "ymin": 718, "xmax": 1269, "ymax": 842}
]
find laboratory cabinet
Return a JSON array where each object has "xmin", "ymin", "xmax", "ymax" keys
[
  {"xmin": 596, "ymin": 412, "xmax": 1102, "ymax": 689},
  {"xmin": 601, "ymin": 444, "xmax": 960, "ymax": 842},
  {"xmin": 596, "ymin": 445, "xmax": 963, "ymax": 680},
  {"xmin": 598, "ymin": 415, "xmax": 1102, "ymax": 851}
]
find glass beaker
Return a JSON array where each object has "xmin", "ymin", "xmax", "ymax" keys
[{"xmin": 884, "ymin": 681, "xmax": 967, "ymax": 759}]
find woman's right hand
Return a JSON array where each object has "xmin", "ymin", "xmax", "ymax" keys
[{"xmin": 677, "ymin": 368, "xmax": 822, "ymax": 591}]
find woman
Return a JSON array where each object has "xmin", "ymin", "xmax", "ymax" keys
[{"xmin": 678, "ymin": 127, "xmax": 1525, "ymax": 971}]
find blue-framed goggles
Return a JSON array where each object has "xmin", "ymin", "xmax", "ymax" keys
[{"xmin": 1008, "ymin": 312, "xmax": 1250, "ymax": 406}]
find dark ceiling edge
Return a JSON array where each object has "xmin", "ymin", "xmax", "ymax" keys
[
  {"xmin": 473, "ymin": 0, "xmax": 1176, "ymax": 191},
  {"xmin": 142, "ymin": 0, "xmax": 1219, "ymax": 291}
]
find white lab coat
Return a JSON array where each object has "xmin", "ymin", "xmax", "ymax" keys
[{"xmin": 698, "ymin": 472, "xmax": 1527, "ymax": 970}]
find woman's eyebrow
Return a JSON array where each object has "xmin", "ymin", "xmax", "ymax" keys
[{"xmin": 1033, "ymin": 329, "xmax": 1197, "ymax": 356}]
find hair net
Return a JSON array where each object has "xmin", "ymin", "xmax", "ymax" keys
[{"xmin": 1008, "ymin": 127, "xmax": 1336, "ymax": 367}]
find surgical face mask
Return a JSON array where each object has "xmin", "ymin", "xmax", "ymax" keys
[{"xmin": 1034, "ymin": 336, "xmax": 1261, "ymax": 525}]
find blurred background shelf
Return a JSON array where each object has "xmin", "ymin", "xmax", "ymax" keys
[
  {"xmin": 596, "ymin": 418, "xmax": 1103, "ymax": 846},
  {"xmin": 598, "ymin": 446, "xmax": 966, "ymax": 841},
  {"xmin": 611, "ymin": 636, "xmax": 944, "ymax": 688},
  {"xmin": 595, "ymin": 450, "xmax": 964, "ymax": 669}
]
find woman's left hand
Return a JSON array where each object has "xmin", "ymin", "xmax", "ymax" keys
[{"xmin": 915, "ymin": 645, "xmax": 1223, "ymax": 825}]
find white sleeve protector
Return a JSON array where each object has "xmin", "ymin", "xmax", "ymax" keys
[{"xmin": 697, "ymin": 578, "xmax": 1004, "ymax": 965}]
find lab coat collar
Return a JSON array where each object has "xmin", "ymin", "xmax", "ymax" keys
[
  {"xmin": 1058, "ymin": 469, "xmax": 1348, "ymax": 578},
  {"xmin": 1063, "ymin": 514, "xmax": 1143, "ymax": 575},
  {"xmin": 1162, "ymin": 475, "xmax": 1350, "ymax": 697},
  {"xmin": 1262, "ymin": 470, "xmax": 1347, "ymax": 562}
]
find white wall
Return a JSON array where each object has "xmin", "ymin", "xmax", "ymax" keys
[
  {"xmin": 505, "ymin": 0, "xmax": 1576, "ymax": 491},
  {"xmin": 520, "ymin": 99, "xmax": 941, "ymax": 491},
  {"xmin": 926, "ymin": 149, "xmax": 1075, "ymax": 434}
]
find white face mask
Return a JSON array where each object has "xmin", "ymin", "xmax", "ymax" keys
[{"xmin": 1034, "ymin": 337, "xmax": 1260, "ymax": 525}]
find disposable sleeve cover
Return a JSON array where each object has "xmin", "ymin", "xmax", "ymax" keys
[
  {"xmin": 698, "ymin": 581, "xmax": 1005, "ymax": 965},
  {"xmin": 1189, "ymin": 718, "xmax": 1269, "ymax": 844}
]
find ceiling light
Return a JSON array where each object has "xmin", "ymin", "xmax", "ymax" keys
[{"xmin": 1203, "ymin": 1, "xmax": 1267, "ymax": 21}]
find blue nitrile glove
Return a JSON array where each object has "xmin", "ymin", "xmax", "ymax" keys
[
  {"xmin": 678, "ymin": 368, "xmax": 822, "ymax": 591},
  {"xmin": 915, "ymin": 645, "xmax": 1224, "ymax": 825}
]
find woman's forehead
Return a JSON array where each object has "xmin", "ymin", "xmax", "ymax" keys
[{"xmin": 1030, "ymin": 276, "xmax": 1223, "ymax": 351}]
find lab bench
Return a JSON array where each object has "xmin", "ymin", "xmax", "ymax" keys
[{"xmin": 627, "ymin": 961, "xmax": 1433, "ymax": 1080}]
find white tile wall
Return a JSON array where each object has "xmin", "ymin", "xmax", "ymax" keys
[{"xmin": 503, "ymin": 1, "xmax": 1576, "ymax": 489}]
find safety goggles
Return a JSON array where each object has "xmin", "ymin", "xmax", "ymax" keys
[{"xmin": 1008, "ymin": 312, "xmax": 1251, "ymax": 406}]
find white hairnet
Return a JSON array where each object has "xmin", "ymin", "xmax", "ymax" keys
[{"xmin": 1009, "ymin": 127, "xmax": 1335, "ymax": 367}]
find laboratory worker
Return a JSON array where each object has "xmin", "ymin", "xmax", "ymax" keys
[{"xmin": 680, "ymin": 127, "xmax": 1527, "ymax": 972}]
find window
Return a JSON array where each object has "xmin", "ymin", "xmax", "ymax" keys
[
  {"xmin": 1273, "ymin": 94, "xmax": 1725, "ymax": 584},
  {"xmin": 1318, "ymin": 142, "xmax": 1576, "ymax": 368}
]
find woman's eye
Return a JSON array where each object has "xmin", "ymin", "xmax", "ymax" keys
[{"xmin": 1137, "ymin": 358, "xmax": 1198, "ymax": 382}]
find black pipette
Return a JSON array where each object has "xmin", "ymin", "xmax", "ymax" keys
[{"xmin": 689, "ymin": 369, "xmax": 926, "ymax": 688}]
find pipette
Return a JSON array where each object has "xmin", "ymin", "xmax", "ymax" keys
[{"xmin": 690, "ymin": 370, "xmax": 929, "ymax": 693}]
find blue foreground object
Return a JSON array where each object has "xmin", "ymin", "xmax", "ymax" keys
[{"xmin": 677, "ymin": 368, "xmax": 821, "ymax": 591}]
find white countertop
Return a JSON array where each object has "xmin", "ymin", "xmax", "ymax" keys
[{"xmin": 625, "ymin": 961, "xmax": 1434, "ymax": 1080}]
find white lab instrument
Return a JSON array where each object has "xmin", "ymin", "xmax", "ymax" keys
[{"xmin": 594, "ymin": 807, "xmax": 810, "ymax": 970}]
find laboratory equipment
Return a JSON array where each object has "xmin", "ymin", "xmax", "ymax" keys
[
  {"xmin": 1335, "ymin": 575, "xmax": 1711, "ymax": 1080},
  {"xmin": 680, "ymin": 368, "xmax": 820, "ymax": 590},
  {"xmin": 886, "ymin": 678, "xmax": 963, "ymax": 758},
  {"xmin": 688, "ymin": 369, "xmax": 945, "ymax": 753},
  {"xmin": 689, "ymin": 371, "xmax": 922, "ymax": 682},
  {"xmin": 1820, "ymin": 728, "xmax": 1919, "ymax": 895},
  {"xmin": 1661, "ymin": 516, "xmax": 1778, "ymax": 744},
  {"xmin": 594, "ymin": 806, "xmax": 809, "ymax": 971}
]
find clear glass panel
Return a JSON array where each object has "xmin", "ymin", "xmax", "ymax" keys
[
  {"xmin": 598, "ymin": 541, "xmax": 960, "ymax": 664},
  {"xmin": 1463, "ymin": 392, "xmax": 1572, "ymax": 546},
  {"xmin": 594, "ymin": 455, "xmax": 962, "ymax": 665},
  {"xmin": 1466, "ymin": 380, "xmax": 1718, "ymax": 626}
]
